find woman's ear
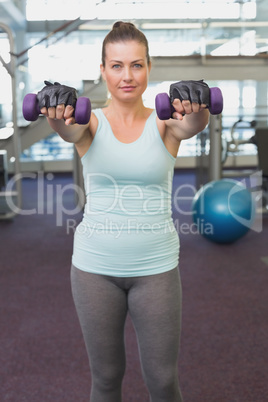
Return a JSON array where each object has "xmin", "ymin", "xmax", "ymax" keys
[
  {"xmin": 148, "ymin": 60, "xmax": 152, "ymax": 74},
  {"xmin": 100, "ymin": 64, "xmax": 106, "ymax": 81}
]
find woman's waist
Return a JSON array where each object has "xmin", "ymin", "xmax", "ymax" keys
[
  {"xmin": 74, "ymin": 219, "xmax": 179, "ymax": 256},
  {"xmin": 80, "ymin": 212, "xmax": 176, "ymax": 233},
  {"xmin": 84, "ymin": 194, "xmax": 171, "ymax": 216}
]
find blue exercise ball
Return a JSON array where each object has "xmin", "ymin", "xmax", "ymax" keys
[{"xmin": 192, "ymin": 179, "xmax": 256, "ymax": 244}]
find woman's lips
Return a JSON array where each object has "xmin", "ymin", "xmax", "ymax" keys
[{"xmin": 121, "ymin": 86, "xmax": 136, "ymax": 91}]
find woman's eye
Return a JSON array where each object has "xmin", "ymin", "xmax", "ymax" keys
[
  {"xmin": 133, "ymin": 64, "xmax": 142, "ymax": 68},
  {"xmin": 112, "ymin": 64, "xmax": 121, "ymax": 69}
]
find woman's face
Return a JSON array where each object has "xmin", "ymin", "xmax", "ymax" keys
[{"xmin": 100, "ymin": 40, "xmax": 151, "ymax": 103}]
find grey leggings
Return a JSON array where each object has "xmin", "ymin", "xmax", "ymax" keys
[{"xmin": 71, "ymin": 265, "xmax": 183, "ymax": 402}]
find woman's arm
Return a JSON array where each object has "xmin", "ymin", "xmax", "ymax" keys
[
  {"xmin": 34, "ymin": 81, "xmax": 96, "ymax": 156},
  {"xmin": 42, "ymin": 104, "xmax": 89, "ymax": 143},
  {"xmin": 41, "ymin": 104, "xmax": 97, "ymax": 157},
  {"xmin": 164, "ymin": 99, "xmax": 210, "ymax": 141}
]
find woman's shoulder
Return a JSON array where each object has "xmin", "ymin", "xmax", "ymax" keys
[
  {"xmin": 145, "ymin": 107, "xmax": 155, "ymax": 117},
  {"xmin": 89, "ymin": 108, "xmax": 103, "ymax": 137}
]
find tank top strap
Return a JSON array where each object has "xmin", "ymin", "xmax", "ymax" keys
[{"xmin": 92, "ymin": 108, "xmax": 113, "ymax": 139}]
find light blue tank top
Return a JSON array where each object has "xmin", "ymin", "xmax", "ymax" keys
[{"xmin": 72, "ymin": 108, "xmax": 180, "ymax": 277}]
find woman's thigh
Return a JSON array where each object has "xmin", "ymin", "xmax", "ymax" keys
[
  {"xmin": 70, "ymin": 265, "xmax": 128, "ymax": 378},
  {"xmin": 128, "ymin": 268, "xmax": 182, "ymax": 399}
]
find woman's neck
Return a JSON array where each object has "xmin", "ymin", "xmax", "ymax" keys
[{"xmin": 105, "ymin": 97, "xmax": 147, "ymax": 123}]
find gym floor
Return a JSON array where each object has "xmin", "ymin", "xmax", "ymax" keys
[{"xmin": 0, "ymin": 170, "xmax": 267, "ymax": 402}]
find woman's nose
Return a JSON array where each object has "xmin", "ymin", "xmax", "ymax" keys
[{"xmin": 123, "ymin": 67, "xmax": 133, "ymax": 81}]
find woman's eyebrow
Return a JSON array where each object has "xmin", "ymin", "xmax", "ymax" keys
[{"xmin": 109, "ymin": 59, "xmax": 144, "ymax": 63}]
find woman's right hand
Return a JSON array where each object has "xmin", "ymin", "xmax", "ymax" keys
[
  {"xmin": 40, "ymin": 104, "xmax": 76, "ymax": 125},
  {"xmin": 37, "ymin": 81, "xmax": 78, "ymax": 125}
]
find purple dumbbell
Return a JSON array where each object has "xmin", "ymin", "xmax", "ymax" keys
[
  {"xmin": 22, "ymin": 93, "xmax": 91, "ymax": 125},
  {"xmin": 155, "ymin": 87, "xmax": 223, "ymax": 120}
]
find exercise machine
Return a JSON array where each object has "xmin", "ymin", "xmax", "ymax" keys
[{"xmin": 0, "ymin": 23, "xmax": 21, "ymax": 219}]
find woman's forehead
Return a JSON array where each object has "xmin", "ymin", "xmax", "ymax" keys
[{"xmin": 105, "ymin": 40, "xmax": 147, "ymax": 60}]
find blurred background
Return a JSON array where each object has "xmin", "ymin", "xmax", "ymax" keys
[
  {"xmin": 1, "ymin": 0, "xmax": 267, "ymax": 173},
  {"xmin": 1, "ymin": 3, "xmax": 268, "ymax": 401}
]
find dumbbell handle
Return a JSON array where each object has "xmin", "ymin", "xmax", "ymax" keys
[
  {"xmin": 155, "ymin": 86, "xmax": 223, "ymax": 120},
  {"xmin": 22, "ymin": 93, "xmax": 91, "ymax": 125}
]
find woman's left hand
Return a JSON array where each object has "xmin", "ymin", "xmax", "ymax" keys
[
  {"xmin": 171, "ymin": 98, "xmax": 208, "ymax": 120},
  {"xmin": 169, "ymin": 80, "xmax": 210, "ymax": 120}
]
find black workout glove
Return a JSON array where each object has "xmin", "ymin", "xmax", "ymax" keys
[
  {"xmin": 169, "ymin": 80, "xmax": 210, "ymax": 107},
  {"xmin": 37, "ymin": 81, "xmax": 78, "ymax": 109}
]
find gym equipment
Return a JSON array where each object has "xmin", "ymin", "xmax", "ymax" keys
[
  {"xmin": 0, "ymin": 23, "xmax": 21, "ymax": 219},
  {"xmin": 254, "ymin": 128, "xmax": 268, "ymax": 211},
  {"xmin": 196, "ymin": 114, "xmax": 223, "ymax": 188},
  {"xmin": 0, "ymin": 150, "xmax": 8, "ymax": 190},
  {"xmin": 155, "ymin": 86, "xmax": 223, "ymax": 120},
  {"xmin": 22, "ymin": 93, "xmax": 91, "ymax": 125},
  {"xmin": 192, "ymin": 179, "xmax": 256, "ymax": 244},
  {"xmin": 221, "ymin": 119, "xmax": 257, "ymax": 165}
]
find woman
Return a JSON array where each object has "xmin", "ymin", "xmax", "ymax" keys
[{"xmin": 40, "ymin": 21, "xmax": 209, "ymax": 402}]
